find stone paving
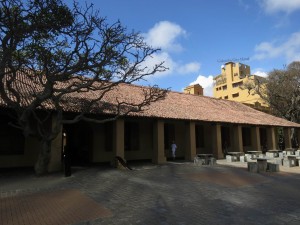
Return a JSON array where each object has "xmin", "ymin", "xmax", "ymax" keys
[{"xmin": 1, "ymin": 161, "xmax": 300, "ymax": 225}]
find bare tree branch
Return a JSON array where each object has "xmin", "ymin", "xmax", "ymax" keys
[{"xmin": 0, "ymin": 0, "xmax": 168, "ymax": 175}]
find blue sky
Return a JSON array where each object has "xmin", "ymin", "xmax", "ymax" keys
[{"xmin": 70, "ymin": 0, "xmax": 300, "ymax": 96}]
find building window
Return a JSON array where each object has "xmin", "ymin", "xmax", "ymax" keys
[
  {"xmin": 0, "ymin": 117, "xmax": 25, "ymax": 155},
  {"xmin": 222, "ymin": 85, "xmax": 227, "ymax": 90},
  {"xmin": 232, "ymin": 81, "xmax": 243, "ymax": 88},
  {"xmin": 195, "ymin": 125, "xmax": 204, "ymax": 148},
  {"xmin": 125, "ymin": 122, "xmax": 139, "ymax": 151},
  {"xmin": 224, "ymin": 96, "xmax": 228, "ymax": 99},
  {"xmin": 164, "ymin": 123, "xmax": 175, "ymax": 149},
  {"xmin": 232, "ymin": 93, "xmax": 239, "ymax": 98}
]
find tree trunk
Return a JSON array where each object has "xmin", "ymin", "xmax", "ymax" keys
[{"xmin": 34, "ymin": 140, "xmax": 51, "ymax": 175}]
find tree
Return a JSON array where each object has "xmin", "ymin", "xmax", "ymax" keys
[
  {"xmin": 243, "ymin": 61, "xmax": 300, "ymax": 147},
  {"xmin": 0, "ymin": 0, "xmax": 168, "ymax": 175}
]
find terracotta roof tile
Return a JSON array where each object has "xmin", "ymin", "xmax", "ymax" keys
[
  {"xmin": 101, "ymin": 83, "xmax": 299, "ymax": 128},
  {"xmin": 1, "ymin": 73, "xmax": 299, "ymax": 128}
]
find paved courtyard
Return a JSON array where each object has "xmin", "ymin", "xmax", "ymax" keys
[{"xmin": 1, "ymin": 161, "xmax": 300, "ymax": 225}]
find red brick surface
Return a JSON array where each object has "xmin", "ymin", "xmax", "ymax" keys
[{"xmin": 0, "ymin": 189, "xmax": 112, "ymax": 225}]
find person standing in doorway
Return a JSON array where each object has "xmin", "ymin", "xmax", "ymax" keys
[{"xmin": 171, "ymin": 141, "xmax": 177, "ymax": 160}]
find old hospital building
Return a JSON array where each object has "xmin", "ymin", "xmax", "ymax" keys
[{"xmin": 1, "ymin": 66, "xmax": 300, "ymax": 172}]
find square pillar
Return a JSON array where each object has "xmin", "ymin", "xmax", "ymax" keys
[
  {"xmin": 267, "ymin": 127, "xmax": 276, "ymax": 150},
  {"xmin": 153, "ymin": 120, "xmax": 166, "ymax": 164},
  {"xmin": 185, "ymin": 121, "xmax": 196, "ymax": 161},
  {"xmin": 48, "ymin": 114, "xmax": 63, "ymax": 172},
  {"xmin": 297, "ymin": 128, "xmax": 300, "ymax": 149},
  {"xmin": 233, "ymin": 125, "xmax": 243, "ymax": 152},
  {"xmin": 113, "ymin": 119, "xmax": 124, "ymax": 164},
  {"xmin": 284, "ymin": 127, "xmax": 292, "ymax": 149},
  {"xmin": 211, "ymin": 124, "xmax": 223, "ymax": 159},
  {"xmin": 251, "ymin": 126, "xmax": 261, "ymax": 151}
]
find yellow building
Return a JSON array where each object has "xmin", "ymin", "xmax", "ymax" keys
[
  {"xmin": 183, "ymin": 84, "xmax": 203, "ymax": 96},
  {"xmin": 213, "ymin": 62, "xmax": 269, "ymax": 112}
]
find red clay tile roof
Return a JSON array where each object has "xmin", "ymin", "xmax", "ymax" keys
[
  {"xmin": 102, "ymin": 83, "xmax": 300, "ymax": 128},
  {"xmin": 1, "ymin": 74, "xmax": 299, "ymax": 128}
]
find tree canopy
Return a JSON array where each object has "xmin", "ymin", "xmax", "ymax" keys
[
  {"xmin": 242, "ymin": 61, "xmax": 300, "ymax": 147},
  {"xmin": 265, "ymin": 62, "xmax": 300, "ymax": 123},
  {"xmin": 248, "ymin": 61, "xmax": 300, "ymax": 123},
  {"xmin": 0, "ymin": 0, "xmax": 168, "ymax": 174}
]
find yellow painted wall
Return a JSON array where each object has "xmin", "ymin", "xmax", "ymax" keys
[
  {"xmin": 213, "ymin": 62, "xmax": 268, "ymax": 108},
  {"xmin": 184, "ymin": 84, "xmax": 203, "ymax": 96}
]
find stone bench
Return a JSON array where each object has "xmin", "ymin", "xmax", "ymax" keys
[
  {"xmin": 267, "ymin": 162, "xmax": 279, "ymax": 172},
  {"xmin": 247, "ymin": 162, "xmax": 258, "ymax": 173},
  {"xmin": 283, "ymin": 156, "xmax": 298, "ymax": 167},
  {"xmin": 257, "ymin": 158, "xmax": 268, "ymax": 172}
]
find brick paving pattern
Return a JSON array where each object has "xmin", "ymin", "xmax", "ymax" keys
[
  {"xmin": 0, "ymin": 189, "xmax": 112, "ymax": 225},
  {"xmin": 1, "ymin": 161, "xmax": 300, "ymax": 225}
]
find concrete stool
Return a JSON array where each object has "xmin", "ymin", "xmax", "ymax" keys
[
  {"xmin": 287, "ymin": 156, "xmax": 297, "ymax": 166},
  {"xmin": 247, "ymin": 162, "xmax": 258, "ymax": 173},
  {"xmin": 226, "ymin": 155, "xmax": 236, "ymax": 162},
  {"xmin": 279, "ymin": 152, "xmax": 284, "ymax": 158},
  {"xmin": 209, "ymin": 157, "xmax": 216, "ymax": 166},
  {"xmin": 240, "ymin": 156, "xmax": 246, "ymax": 163},
  {"xmin": 273, "ymin": 158, "xmax": 283, "ymax": 165},
  {"xmin": 283, "ymin": 159, "xmax": 293, "ymax": 167},
  {"xmin": 194, "ymin": 157, "xmax": 204, "ymax": 166},
  {"xmin": 245, "ymin": 154, "xmax": 251, "ymax": 161},
  {"xmin": 267, "ymin": 163, "xmax": 279, "ymax": 172},
  {"xmin": 257, "ymin": 158, "xmax": 268, "ymax": 172},
  {"xmin": 266, "ymin": 152, "xmax": 276, "ymax": 158}
]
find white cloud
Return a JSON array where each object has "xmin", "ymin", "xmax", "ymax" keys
[
  {"xmin": 144, "ymin": 21, "xmax": 187, "ymax": 52},
  {"xmin": 260, "ymin": 0, "xmax": 300, "ymax": 14},
  {"xmin": 190, "ymin": 75, "xmax": 214, "ymax": 97},
  {"xmin": 177, "ymin": 62, "xmax": 201, "ymax": 74},
  {"xmin": 142, "ymin": 54, "xmax": 201, "ymax": 79},
  {"xmin": 142, "ymin": 21, "xmax": 200, "ymax": 79},
  {"xmin": 253, "ymin": 31, "xmax": 300, "ymax": 62},
  {"xmin": 252, "ymin": 70, "xmax": 268, "ymax": 77}
]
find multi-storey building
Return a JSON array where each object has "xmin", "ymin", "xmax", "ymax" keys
[{"xmin": 213, "ymin": 62, "xmax": 269, "ymax": 112}]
